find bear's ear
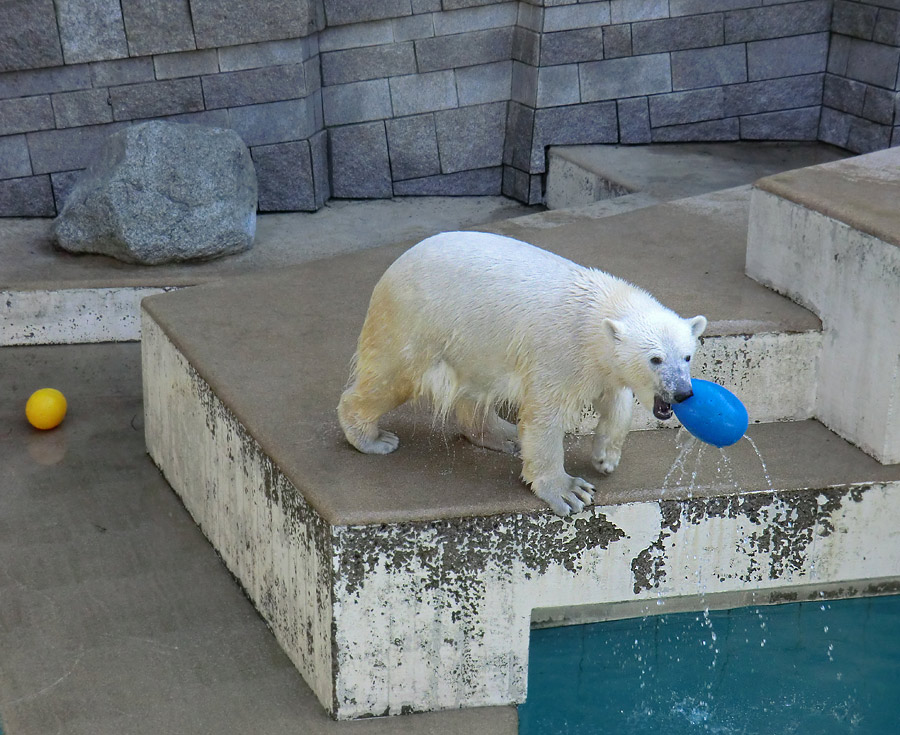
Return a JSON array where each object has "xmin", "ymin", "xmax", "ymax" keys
[
  {"xmin": 689, "ymin": 315, "xmax": 707, "ymax": 339},
  {"xmin": 602, "ymin": 318, "xmax": 626, "ymax": 343}
]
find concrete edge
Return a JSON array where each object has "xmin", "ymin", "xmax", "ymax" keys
[
  {"xmin": 752, "ymin": 176, "xmax": 900, "ymax": 251},
  {"xmin": 532, "ymin": 575, "xmax": 900, "ymax": 628},
  {"xmin": 1, "ymin": 286, "xmax": 173, "ymax": 345}
]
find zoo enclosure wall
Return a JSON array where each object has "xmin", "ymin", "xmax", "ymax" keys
[{"xmin": 1, "ymin": 0, "xmax": 898, "ymax": 217}]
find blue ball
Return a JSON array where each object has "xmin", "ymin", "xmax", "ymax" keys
[{"xmin": 671, "ymin": 379, "xmax": 749, "ymax": 448}]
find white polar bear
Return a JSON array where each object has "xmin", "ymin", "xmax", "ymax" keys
[{"xmin": 338, "ymin": 232, "xmax": 706, "ymax": 516}]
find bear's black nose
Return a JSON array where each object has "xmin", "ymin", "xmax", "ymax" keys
[{"xmin": 674, "ymin": 389, "xmax": 693, "ymax": 403}]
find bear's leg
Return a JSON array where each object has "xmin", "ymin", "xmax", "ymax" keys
[
  {"xmin": 591, "ymin": 387, "xmax": 634, "ymax": 474},
  {"xmin": 518, "ymin": 405, "xmax": 594, "ymax": 516},
  {"xmin": 455, "ymin": 398, "xmax": 520, "ymax": 455},
  {"xmin": 338, "ymin": 367, "xmax": 411, "ymax": 455}
]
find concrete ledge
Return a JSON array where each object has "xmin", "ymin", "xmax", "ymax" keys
[
  {"xmin": 748, "ymin": 148, "xmax": 900, "ymax": 463},
  {"xmin": 753, "ymin": 147, "xmax": 900, "ymax": 249},
  {"xmin": 544, "ymin": 142, "xmax": 847, "ymax": 210},
  {"xmin": 1, "ymin": 286, "xmax": 170, "ymax": 344},
  {"xmin": 141, "ymin": 195, "xmax": 899, "ymax": 717},
  {"xmin": 143, "ymin": 306, "xmax": 900, "ymax": 718}
]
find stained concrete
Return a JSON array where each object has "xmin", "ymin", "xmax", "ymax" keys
[
  {"xmin": 143, "ymin": 298, "xmax": 900, "ymax": 716},
  {"xmin": 546, "ymin": 141, "xmax": 849, "ymax": 210},
  {"xmin": 0, "ymin": 342, "xmax": 517, "ymax": 735}
]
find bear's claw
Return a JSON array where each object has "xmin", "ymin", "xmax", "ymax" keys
[{"xmin": 534, "ymin": 475, "xmax": 595, "ymax": 516}]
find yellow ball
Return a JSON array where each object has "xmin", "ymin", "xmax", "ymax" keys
[{"xmin": 26, "ymin": 388, "xmax": 68, "ymax": 430}]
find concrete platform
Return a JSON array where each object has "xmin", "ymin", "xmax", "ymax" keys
[
  {"xmin": 747, "ymin": 147, "xmax": 900, "ymax": 464},
  {"xmin": 545, "ymin": 141, "xmax": 848, "ymax": 210},
  {"xmin": 141, "ymin": 187, "xmax": 900, "ymax": 718},
  {"xmin": 0, "ymin": 196, "xmax": 539, "ymax": 345}
]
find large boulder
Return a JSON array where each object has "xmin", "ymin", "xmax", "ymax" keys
[{"xmin": 54, "ymin": 121, "xmax": 257, "ymax": 265}]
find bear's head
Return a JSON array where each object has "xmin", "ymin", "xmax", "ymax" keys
[{"xmin": 603, "ymin": 311, "xmax": 707, "ymax": 420}]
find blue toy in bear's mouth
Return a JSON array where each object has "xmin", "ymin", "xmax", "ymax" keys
[{"xmin": 671, "ymin": 379, "xmax": 749, "ymax": 448}]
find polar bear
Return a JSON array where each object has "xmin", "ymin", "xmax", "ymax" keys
[{"xmin": 338, "ymin": 232, "xmax": 706, "ymax": 516}]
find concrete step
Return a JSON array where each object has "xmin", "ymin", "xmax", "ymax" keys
[
  {"xmin": 545, "ymin": 141, "xmax": 848, "ymax": 211},
  {"xmin": 0, "ymin": 197, "xmax": 539, "ymax": 346},
  {"xmin": 139, "ymin": 186, "xmax": 899, "ymax": 719},
  {"xmin": 747, "ymin": 147, "xmax": 900, "ymax": 464}
]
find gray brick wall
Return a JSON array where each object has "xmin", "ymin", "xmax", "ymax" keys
[
  {"xmin": 2, "ymin": 0, "xmax": 900, "ymax": 217},
  {"xmin": 822, "ymin": 1, "xmax": 900, "ymax": 153}
]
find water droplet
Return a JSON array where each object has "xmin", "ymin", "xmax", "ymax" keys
[{"xmin": 744, "ymin": 434, "xmax": 773, "ymax": 490}]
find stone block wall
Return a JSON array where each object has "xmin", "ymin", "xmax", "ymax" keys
[
  {"xmin": 503, "ymin": 0, "xmax": 834, "ymax": 203},
  {"xmin": 0, "ymin": 0, "xmax": 324, "ymax": 216},
  {"xmin": 820, "ymin": 0, "xmax": 900, "ymax": 151},
  {"xmin": 1, "ymin": 1, "xmax": 899, "ymax": 217}
]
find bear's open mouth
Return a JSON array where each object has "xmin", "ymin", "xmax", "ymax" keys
[{"xmin": 653, "ymin": 395, "xmax": 673, "ymax": 420}]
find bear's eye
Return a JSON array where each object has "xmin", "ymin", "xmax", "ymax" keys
[
  {"xmin": 684, "ymin": 355, "xmax": 691, "ymax": 363},
  {"xmin": 650, "ymin": 356, "xmax": 663, "ymax": 366}
]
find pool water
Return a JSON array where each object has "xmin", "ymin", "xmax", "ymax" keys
[{"xmin": 520, "ymin": 594, "xmax": 900, "ymax": 734}]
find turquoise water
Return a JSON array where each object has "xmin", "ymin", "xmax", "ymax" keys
[{"xmin": 520, "ymin": 594, "xmax": 900, "ymax": 734}]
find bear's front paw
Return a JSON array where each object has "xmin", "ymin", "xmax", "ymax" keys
[
  {"xmin": 533, "ymin": 475, "xmax": 595, "ymax": 517},
  {"xmin": 591, "ymin": 447, "xmax": 621, "ymax": 475},
  {"xmin": 357, "ymin": 430, "xmax": 400, "ymax": 454}
]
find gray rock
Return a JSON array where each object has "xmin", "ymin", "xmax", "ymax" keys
[
  {"xmin": 435, "ymin": 102, "xmax": 505, "ymax": 174},
  {"xmin": 53, "ymin": 121, "xmax": 257, "ymax": 265}
]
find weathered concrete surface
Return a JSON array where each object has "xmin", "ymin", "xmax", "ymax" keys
[
  {"xmin": 1, "ymin": 196, "xmax": 539, "ymax": 345},
  {"xmin": 748, "ymin": 147, "xmax": 900, "ymax": 463},
  {"xmin": 143, "ymin": 306, "xmax": 900, "ymax": 718},
  {"xmin": 141, "ymin": 178, "xmax": 899, "ymax": 717},
  {"xmin": 0, "ymin": 342, "xmax": 516, "ymax": 735},
  {"xmin": 545, "ymin": 141, "xmax": 848, "ymax": 210}
]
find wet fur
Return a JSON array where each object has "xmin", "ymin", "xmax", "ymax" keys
[{"xmin": 338, "ymin": 232, "xmax": 705, "ymax": 516}]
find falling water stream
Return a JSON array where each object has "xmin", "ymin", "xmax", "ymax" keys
[{"xmin": 519, "ymin": 431, "xmax": 900, "ymax": 734}]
